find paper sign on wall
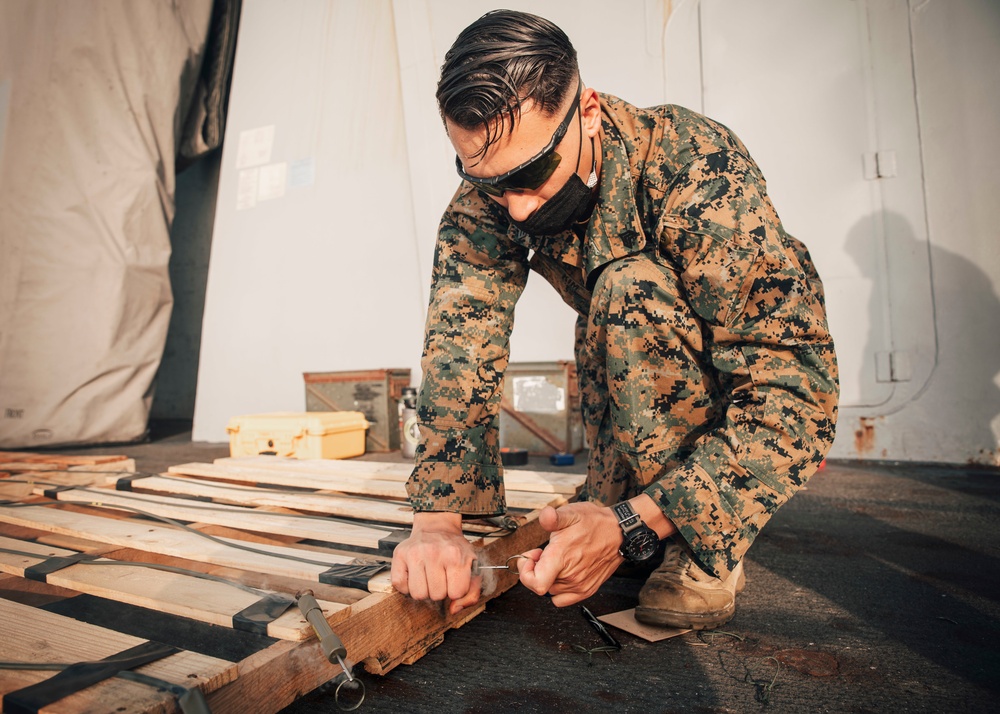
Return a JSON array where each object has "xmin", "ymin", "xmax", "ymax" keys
[
  {"xmin": 257, "ymin": 162, "xmax": 287, "ymax": 201},
  {"xmin": 236, "ymin": 125, "xmax": 275, "ymax": 169},
  {"xmin": 236, "ymin": 168, "xmax": 258, "ymax": 210}
]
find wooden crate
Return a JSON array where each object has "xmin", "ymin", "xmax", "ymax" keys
[
  {"xmin": 303, "ymin": 369, "xmax": 412, "ymax": 453},
  {"xmin": 0, "ymin": 452, "xmax": 583, "ymax": 713},
  {"xmin": 500, "ymin": 361, "xmax": 584, "ymax": 455}
]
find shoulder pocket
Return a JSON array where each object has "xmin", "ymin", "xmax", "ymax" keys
[{"xmin": 656, "ymin": 215, "xmax": 760, "ymax": 327}]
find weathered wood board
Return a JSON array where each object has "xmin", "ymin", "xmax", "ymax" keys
[
  {"xmin": 0, "ymin": 597, "xmax": 237, "ymax": 713},
  {"xmin": 216, "ymin": 454, "xmax": 585, "ymax": 495},
  {"xmin": 0, "ymin": 451, "xmax": 577, "ymax": 714},
  {"xmin": 0, "ymin": 534, "xmax": 348, "ymax": 640},
  {"xmin": 167, "ymin": 459, "xmax": 571, "ymax": 510}
]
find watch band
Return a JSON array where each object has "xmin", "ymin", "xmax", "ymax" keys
[
  {"xmin": 612, "ymin": 501, "xmax": 641, "ymax": 533},
  {"xmin": 612, "ymin": 500, "xmax": 660, "ymax": 562}
]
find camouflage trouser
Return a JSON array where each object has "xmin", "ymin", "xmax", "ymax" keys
[{"xmin": 575, "ymin": 252, "xmax": 720, "ymax": 506}]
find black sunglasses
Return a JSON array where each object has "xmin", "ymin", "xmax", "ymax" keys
[{"xmin": 455, "ymin": 82, "xmax": 582, "ymax": 197}]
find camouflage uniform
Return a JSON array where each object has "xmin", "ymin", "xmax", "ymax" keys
[{"xmin": 406, "ymin": 94, "xmax": 839, "ymax": 579}]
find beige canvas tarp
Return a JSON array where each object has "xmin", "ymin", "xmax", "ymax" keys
[{"xmin": 0, "ymin": 1, "xmax": 216, "ymax": 447}]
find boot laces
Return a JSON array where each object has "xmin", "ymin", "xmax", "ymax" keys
[{"xmin": 660, "ymin": 545, "xmax": 713, "ymax": 584}]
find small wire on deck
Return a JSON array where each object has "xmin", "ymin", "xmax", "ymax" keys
[{"xmin": 748, "ymin": 656, "xmax": 781, "ymax": 704}]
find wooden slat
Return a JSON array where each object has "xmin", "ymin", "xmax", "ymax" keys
[
  {"xmin": 0, "ymin": 535, "xmax": 347, "ymax": 640},
  {"xmin": 0, "ymin": 451, "xmax": 565, "ymax": 714},
  {"xmin": 0, "ymin": 597, "xmax": 236, "ymax": 713},
  {"xmin": 204, "ymin": 514, "xmax": 549, "ymax": 714},
  {"xmin": 0, "ymin": 505, "xmax": 396, "ymax": 592},
  {"xmin": 113, "ymin": 474, "xmax": 414, "ymax": 523},
  {"xmin": 35, "ymin": 487, "xmax": 397, "ymax": 550},
  {"xmin": 109, "ymin": 474, "xmax": 502, "ymax": 533},
  {"xmin": 216, "ymin": 454, "xmax": 585, "ymax": 495},
  {"xmin": 0, "ymin": 452, "xmax": 132, "ymax": 467},
  {"xmin": 172, "ymin": 462, "xmax": 410, "ymax": 497},
  {"xmin": 169, "ymin": 462, "xmax": 568, "ymax": 511}
]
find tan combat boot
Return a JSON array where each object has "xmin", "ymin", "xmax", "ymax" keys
[{"xmin": 634, "ymin": 543, "xmax": 746, "ymax": 630}]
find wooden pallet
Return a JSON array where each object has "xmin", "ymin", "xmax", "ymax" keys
[{"xmin": 0, "ymin": 452, "xmax": 582, "ymax": 713}]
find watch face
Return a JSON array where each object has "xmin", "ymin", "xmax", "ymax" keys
[{"xmin": 624, "ymin": 527, "xmax": 660, "ymax": 562}]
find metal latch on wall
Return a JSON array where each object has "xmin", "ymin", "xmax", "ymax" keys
[
  {"xmin": 863, "ymin": 151, "xmax": 898, "ymax": 179},
  {"xmin": 876, "ymin": 350, "xmax": 912, "ymax": 383}
]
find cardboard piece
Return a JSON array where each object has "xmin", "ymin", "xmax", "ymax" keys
[{"xmin": 597, "ymin": 608, "xmax": 691, "ymax": 642}]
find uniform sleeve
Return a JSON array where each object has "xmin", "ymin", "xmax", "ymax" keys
[
  {"xmin": 405, "ymin": 187, "xmax": 529, "ymax": 515},
  {"xmin": 644, "ymin": 150, "xmax": 840, "ymax": 578}
]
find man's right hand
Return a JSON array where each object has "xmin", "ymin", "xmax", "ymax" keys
[{"xmin": 390, "ymin": 511, "xmax": 481, "ymax": 615}]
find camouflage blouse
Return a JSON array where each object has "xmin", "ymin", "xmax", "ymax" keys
[{"xmin": 405, "ymin": 93, "xmax": 839, "ymax": 577}]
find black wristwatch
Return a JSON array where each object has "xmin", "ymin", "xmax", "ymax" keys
[{"xmin": 612, "ymin": 501, "xmax": 660, "ymax": 562}]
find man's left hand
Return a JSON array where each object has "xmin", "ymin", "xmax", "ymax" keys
[{"xmin": 517, "ymin": 502, "xmax": 623, "ymax": 606}]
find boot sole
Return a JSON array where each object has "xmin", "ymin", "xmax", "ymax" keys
[{"xmin": 634, "ymin": 604, "xmax": 736, "ymax": 631}]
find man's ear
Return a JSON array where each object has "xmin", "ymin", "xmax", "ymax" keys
[{"xmin": 580, "ymin": 87, "xmax": 602, "ymax": 138}]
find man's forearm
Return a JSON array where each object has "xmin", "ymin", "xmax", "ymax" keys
[
  {"xmin": 411, "ymin": 510, "xmax": 463, "ymax": 533},
  {"xmin": 629, "ymin": 493, "xmax": 677, "ymax": 540}
]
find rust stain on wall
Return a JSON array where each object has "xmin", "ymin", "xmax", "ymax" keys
[{"xmin": 854, "ymin": 417, "xmax": 877, "ymax": 455}]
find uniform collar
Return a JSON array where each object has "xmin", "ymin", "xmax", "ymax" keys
[
  {"xmin": 506, "ymin": 96, "xmax": 646, "ymax": 280},
  {"xmin": 582, "ymin": 112, "xmax": 647, "ymax": 285}
]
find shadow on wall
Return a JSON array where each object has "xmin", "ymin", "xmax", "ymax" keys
[
  {"xmin": 151, "ymin": 150, "xmax": 223, "ymax": 421},
  {"xmin": 844, "ymin": 210, "xmax": 1000, "ymax": 465}
]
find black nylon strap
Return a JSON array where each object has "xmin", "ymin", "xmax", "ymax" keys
[
  {"xmin": 377, "ymin": 530, "xmax": 410, "ymax": 555},
  {"xmin": 113, "ymin": 474, "xmax": 154, "ymax": 491},
  {"xmin": 41, "ymin": 485, "xmax": 75, "ymax": 499},
  {"xmin": 319, "ymin": 563, "xmax": 389, "ymax": 590},
  {"xmin": 23, "ymin": 552, "xmax": 97, "ymax": 582},
  {"xmin": 232, "ymin": 592, "xmax": 295, "ymax": 636},
  {"xmin": 3, "ymin": 641, "xmax": 179, "ymax": 714}
]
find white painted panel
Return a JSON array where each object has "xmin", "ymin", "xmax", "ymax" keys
[
  {"xmin": 688, "ymin": 0, "xmax": 934, "ymax": 410},
  {"xmin": 193, "ymin": 0, "xmax": 427, "ymax": 442}
]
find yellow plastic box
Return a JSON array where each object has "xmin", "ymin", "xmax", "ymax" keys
[{"xmin": 226, "ymin": 411, "xmax": 369, "ymax": 460}]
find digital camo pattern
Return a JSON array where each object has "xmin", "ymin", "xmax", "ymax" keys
[{"xmin": 406, "ymin": 93, "xmax": 839, "ymax": 578}]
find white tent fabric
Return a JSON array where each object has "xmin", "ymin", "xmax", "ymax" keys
[{"xmin": 0, "ymin": 1, "xmax": 213, "ymax": 447}]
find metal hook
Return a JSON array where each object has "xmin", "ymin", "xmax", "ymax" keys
[
  {"xmin": 504, "ymin": 554, "xmax": 530, "ymax": 569},
  {"xmin": 334, "ymin": 675, "xmax": 366, "ymax": 711}
]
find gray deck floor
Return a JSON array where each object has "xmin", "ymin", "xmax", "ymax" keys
[{"xmin": 37, "ymin": 425, "xmax": 1000, "ymax": 713}]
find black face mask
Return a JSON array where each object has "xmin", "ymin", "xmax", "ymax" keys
[{"xmin": 511, "ymin": 137, "xmax": 598, "ymax": 237}]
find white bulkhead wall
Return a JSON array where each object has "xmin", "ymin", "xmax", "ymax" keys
[
  {"xmin": 661, "ymin": 0, "xmax": 999, "ymax": 464},
  {"xmin": 195, "ymin": 0, "xmax": 1000, "ymax": 466}
]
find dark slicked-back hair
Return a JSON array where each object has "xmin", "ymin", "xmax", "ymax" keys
[{"xmin": 437, "ymin": 10, "xmax": 579, "ymax": 161}]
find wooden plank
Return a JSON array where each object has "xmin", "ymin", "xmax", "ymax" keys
[
  {"xmin": 216, "ymin": 454, "xmax": 586, "ymax": 495},
  {"xmin": 113, "ymin": 474, "xmax": 415, "ymax": 523},
  {"xmin": 0, "ymin": 597, "xmax": 236, "ymax": 713},
  {"xmin": 0, "ymin": 455, "xmax": 137, "ymax": 488},
  {"xmin": 0, "ymin": 535, "xmax": 348, "ymax": 641},
  {"xmin": 171, "ymin": 462, "xmax": 412, "ymax": 497},
  {"xmin": 109, "ymin": 474, "xmax": 503, "ymax": 533},
  {"xmin": 204, "ymin": 514, "xmax": 549, "ymax": 714},
  {"xmin": 34, "ymin": 487, "xmax": 398, "ymax": 550},
  {"xmin": 0, "ymin": 504, "xmax": 396, "ymax": 591},
  {"xmin": 168, "ymin": 462, "xmax": 567, "ymax": 510},
  {"xmin": 0, "ymin": 451, "xmax": 566, "ymax": 713},
  {"xmin": 0, "ymin": 451, "xmax": 132, "ymax": 468}
]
